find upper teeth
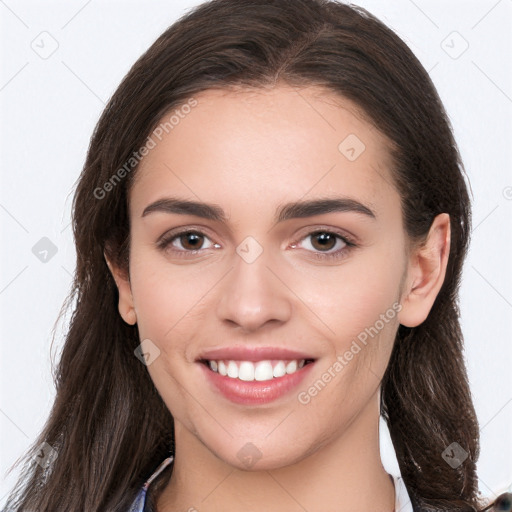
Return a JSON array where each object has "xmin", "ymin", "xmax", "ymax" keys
[{"xmin": 208, "ymin": 359, "xmax": 306, "ymax": 381}]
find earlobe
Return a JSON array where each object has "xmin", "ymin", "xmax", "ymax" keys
[
  {"xmin": 398, "ymin": 213, "xmax": 451, "ymax": 328},
  {"xmin": 104, "ymin": 251, "xmax": 137, "ymax": 326}
]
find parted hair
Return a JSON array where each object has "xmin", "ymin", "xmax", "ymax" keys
[{"xmin": 5, "ymin": 1, "xmax": 487, "ymax": 510}]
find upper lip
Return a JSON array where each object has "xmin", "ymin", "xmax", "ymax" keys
[{"xmin": 197, "ymin": 346, "xmax": 316, "ymax": 362}]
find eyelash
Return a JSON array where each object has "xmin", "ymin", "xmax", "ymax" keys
[{"xmin": 157, "ymin": 227, "xmax": 357, "ymax": 261}]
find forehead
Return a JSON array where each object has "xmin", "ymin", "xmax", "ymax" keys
[{"xmin": 130, "ymin": 84, "xmax": 400, "ymax": 222}]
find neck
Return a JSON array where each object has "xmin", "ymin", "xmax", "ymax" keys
[{"xmin": 157, "ymin": 393, "xmax": 395, "ymax": 512}]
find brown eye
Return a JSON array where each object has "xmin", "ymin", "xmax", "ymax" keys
[
  {"xmin": 292, "ymin": 229, "xmax": 356, "ymax": 262},
  {"xmin": 309, "ymin": 232, "xmax": 338, "ymax": 252},
  {"xmin": 158, "ymin": 229, "xmax": 217, "ymax": 256},
  {"xmin": 178, "ymin": 232, "xmax": 205, "ymax": 251}
]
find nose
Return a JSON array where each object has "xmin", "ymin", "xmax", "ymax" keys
[{"xmin": 215, "ymin": 244, "xmax": 292, "ymax": 334}]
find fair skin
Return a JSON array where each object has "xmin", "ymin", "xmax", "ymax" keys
[{"xmin": 107, "ymin": 84, "xmax": 450, "ymax": 512}]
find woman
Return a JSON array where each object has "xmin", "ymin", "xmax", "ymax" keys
[{"xmin": 4, "ymin": 0, "xmax": 510, "ymax": 511}]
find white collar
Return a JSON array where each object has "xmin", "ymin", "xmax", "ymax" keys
[{"xmin": 392, "ymin": 474, "xmax": 414, "ymax": 512}]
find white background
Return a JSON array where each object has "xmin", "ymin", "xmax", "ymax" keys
[{"xmin": 1, "ymin": 0, "xmax": 511, "ymax": 507}]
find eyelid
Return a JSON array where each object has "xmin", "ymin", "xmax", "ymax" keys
[
  {"xmin": 156, "ymin": 225, "xmax": 215, "ymax": 246},
  {"xmin": 291, "ymin": 224, "xmax": 358, "ymax": 247}
]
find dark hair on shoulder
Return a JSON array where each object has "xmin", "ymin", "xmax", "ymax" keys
[{"xmin": 5, "ymin": 1, "xmax": 491, "ymax": 510}]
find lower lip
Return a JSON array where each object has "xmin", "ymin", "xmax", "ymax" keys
[{"xmin": 198, "ymin": 361, "xmax": 315, "ymax": 405}]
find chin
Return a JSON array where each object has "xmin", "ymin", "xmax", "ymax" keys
[{"xmin": 207, "ymin": 434, "xmax": 317, "ymax": 472}]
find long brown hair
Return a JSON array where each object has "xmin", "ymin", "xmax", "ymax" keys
[{"xmin": 4, "ymin": 0, "xmax": 485, "ymax": 510}]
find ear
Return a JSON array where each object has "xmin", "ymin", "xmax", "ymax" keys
[
  {"xmin": 398, "ymin": 213, "xmax": 451, "ymax": 328},
  {"xmin": 104, "ymin": 251, "xmax": 137, "ymax": 325}
]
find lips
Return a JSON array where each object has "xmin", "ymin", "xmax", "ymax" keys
[
  {"xmin": 197, "ymin": 345, "xmax": 316, "ymax": 362},
  {"xmin": 196, "ymin": 346, "xmax": 317, "ymax": 405}
]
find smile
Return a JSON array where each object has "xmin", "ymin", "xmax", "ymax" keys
[{"xmin": 198, "ymin": 356, "xmax": 316, "ymax": 405}]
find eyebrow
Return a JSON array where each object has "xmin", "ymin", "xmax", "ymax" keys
[{"xmin": 141, "ymin": 196, "xmax": 377, "ymax": 223}]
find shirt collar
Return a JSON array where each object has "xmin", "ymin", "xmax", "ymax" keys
[{"xmin": 392, "ymin": 474, "xmax": 414, "ymax": 512}]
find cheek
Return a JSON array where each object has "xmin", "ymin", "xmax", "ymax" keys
[
  {"xmin": 128, "ymin": 248, "xmax": 210, "ymax": 344},
  {"xmin": 291, "ymin": 248, "xmax": 404, "ymax": 351},
  {"xmin": 128, "ymin": 250, "xmax": 211, "ymax": 419}
]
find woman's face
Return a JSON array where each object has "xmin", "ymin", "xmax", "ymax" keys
[{"xmin": 118, "ymin": 84, "xmax": 413, "ymax": 469}]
